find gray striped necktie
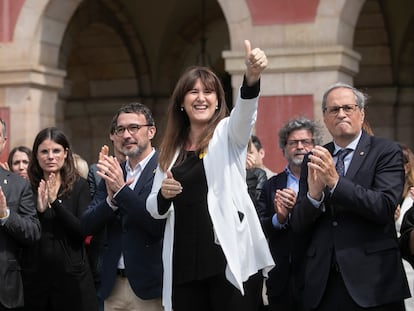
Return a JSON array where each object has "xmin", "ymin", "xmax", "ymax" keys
[{"xmin": 335, "ymin": 148, "xmax": 352, "ymax": 176}]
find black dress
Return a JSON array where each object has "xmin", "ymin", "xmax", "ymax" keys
[
  {"xmin": 158, "ymin": 151, "xmax": 262, "ymax": 311},
  {"xmin": 170, "ymin": 151, "xmax": 226, "ymax": 284}
]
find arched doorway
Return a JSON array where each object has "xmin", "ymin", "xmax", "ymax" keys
[{"xmin": 58, "ymin": 0, "xmax": 230, "ymax": 164}]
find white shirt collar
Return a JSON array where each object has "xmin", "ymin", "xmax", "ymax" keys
[
  {"xmin": 125, "ymin": 148, "xmax": 155, "ymax": 173},
  {"xmin": 333, "ymin": 130, "xmax": 362, "ymax": 154}
]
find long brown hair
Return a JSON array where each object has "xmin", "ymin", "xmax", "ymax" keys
[
  {"xmin": 158, "ymin": 66, "xmax": 229, "ymax": 171},
  {"xmin": 401, "ymin": 143, "xmax": 414, "ymax": 198},
  {"xmin": 29, "ymin": 127, "xmax": 80, "ymax": 197}
]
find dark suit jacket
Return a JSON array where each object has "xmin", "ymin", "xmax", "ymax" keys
[
  {"xmin": 291, "ymin": 131, "xmax": 410, "ymax": 309},
  {"xmin": 0, "ymin": 168, "xmax": 40, "ymax": 308},
  {"xmin": 257, "ymin": 171, "xmax": 308, "ymax": 303},
  {"xmin": 87, "ymin": 163, "xmax": 101, "ymax": 198},
  {"xmin": 81, "ymin": 151, "xmax": 165, "ymax": 300}
]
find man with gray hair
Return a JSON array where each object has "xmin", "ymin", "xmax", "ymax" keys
[
  {"xmin": 257, "ymin": 117, "xmax": 321, "ymax": 311},
  {"xmin": 291, "ymin": 83, "xmax": 409, "ymax": 310}
]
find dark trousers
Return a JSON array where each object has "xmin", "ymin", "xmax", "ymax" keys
[
  {"xmin": 268, "ymin": 275, "xmax": 302, "ymax": 311},
  {"xmin": 313, "ymin": 268, "xmax": 405, "ymax": 311},
  {"xmin": 172, "ymin": 272, "xmax": 263, "ymax": 311}
]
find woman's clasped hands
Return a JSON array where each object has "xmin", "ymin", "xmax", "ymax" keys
[{"xmin": 37, "ymin": 172, "xmax": 59, "ymax": 213}]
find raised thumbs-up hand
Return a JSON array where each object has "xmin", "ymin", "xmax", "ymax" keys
[
  {"xmin": 244, "ymin": 39, "xmax": 268, "ymax": 86},
  {"xmin": 161, "ymin": 170, "xmax": 182, "ymax": 199}
]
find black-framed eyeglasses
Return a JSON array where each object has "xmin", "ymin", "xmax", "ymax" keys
[
  {"xmin": 286, "ymin": 139, "xmax": 314, "ymax": 148},
  {"xmin": 324, "ymin": 104, "xmax": 359, "ymax": 116},
  {"xmin": 114, "ymin": 124, "xmax": 153, "ymax": 136}
]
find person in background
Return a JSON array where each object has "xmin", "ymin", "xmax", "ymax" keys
[
  {"xmin": 85, "ymin": 115, "xmax": 128, "ymax": 310},
  {"xmin": 257, "ymin": 117, "xmax": 321, "ymax": 311},
  {"xmin": 146, "ymin": 40, "xmax": 274, "ymax": 311},
  {"xmin": 246, "ymin": 138, "xmax": 268, "ymax": 311},
  {"xmin": 73, "ymin": 153, "xmax": 89, "ymax": 179},
  {"xmin": 0, "ymin": 119, "xmax": 41, "ymax": 311},
  {"xmin": 291, "ymin": 82, "xmax": 410, "ymax": 311},
  {"xmin": 250, "ymin": 135, "xmax": 276, "ymax": 178},
  {"xmin": 246, "ymin": 138, "xmax": 268, "ymax": 207},
  {"xmin": 394, "ymin": 144, "xmax": 414, "ymax": 311},
  {"xmin": 7, "ymin": 146, "xmax": 32, "ymax": 180},
  {"xmin": 362, "ymin": 120, "xmax": 374, "ymax": 136},
  {"xmin": 81, "ymin": 103, "xmax": 164, "ymax": 311},
  {"xmin": 73, "ymin": 152, "xmax": 102, "ymax": 295},
  {"xmin": 88, "ymin": 162, "xmax": 101, "ymax": 199},
  {"xmin": 87, "ymin": 120, "xmax": 127, "ymax": 199},
  {"xmin": 23, "ymin": 127, "xmax": 98, "ymax": 311}
]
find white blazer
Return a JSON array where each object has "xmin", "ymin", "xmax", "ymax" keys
[{"xmin": 147, "ymin": 89, "xmax": 274, "ymax": 311}]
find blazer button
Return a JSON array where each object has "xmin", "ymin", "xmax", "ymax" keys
[{"xmin": 332, "ymin": 221, "xmax": 338, "ymax": 227}]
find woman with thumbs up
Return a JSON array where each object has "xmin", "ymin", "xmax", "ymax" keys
[{"xmin": 147, "ymin": 40, "xmax": 274, "ymax": 311}]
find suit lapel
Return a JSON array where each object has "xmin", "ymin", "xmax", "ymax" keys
[
  {"xmin": 345, "ymin": 132, "xmax": 370, "ymax": 180},
  {"xmin": 326, "ymin": 134, "xmax": 370, "ymax": 180},
  {"xmin": 273, "ymin": 172, "xmax": 288, "ymax": 202},
  {"xmin": 0, "ymin": 168, "xmax": 12, "ymax": 193},
  {"xmin": 326, "ymin": 142, "xmax": 335, "ymax": 156},
  {"xmin": 133, "ymin": 152, "xmax": 158, "ymax": 191}
]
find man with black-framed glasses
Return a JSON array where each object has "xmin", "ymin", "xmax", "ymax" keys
[
  {"xmin": 291, "ymin": 83, "xmax": 409, "ymax": 311},
  {"xmin": 257, "ymin": 117, "xmax": 321, "ymax": 311},
  {"xmin": 81, "ymin": 103, "xmax": 165, "ymax": 311}
]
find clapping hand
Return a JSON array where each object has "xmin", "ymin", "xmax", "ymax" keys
[
  {"xmin": 274, "ymin": 188, "xmax": 296, "ymax": 224},
  {"xmin": 0, "ymin": 187, "xmax": 8, "ymax": 218},
  {"xmin": 37, "ymin": 172, "xmax": 59, "ymax": 213}
]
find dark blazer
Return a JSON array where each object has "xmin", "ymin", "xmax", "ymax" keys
[
  {"xmin": 87, "ymin": 163, "xmax": 101, "ymax": 198},
  {"xmin": 290, "ymin": 131, "xmax": 410, "ymax": 309},
  {"xmin": 0, "ymin": 168, "xmax": 40, "ymax": 309},
  {"xmin": 23, "ymin": 177, "xmax": 97, "ymax": 311},
  {"xmin": 81, "ymin": 151, "xmax": 165, "ymax": 301},
  {"xmin": 257, "ymin": 171, "xmax": 307, "ymax": 309}
]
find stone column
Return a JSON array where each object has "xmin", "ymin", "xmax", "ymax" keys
[{"xmin": 0, "ymin": 65, "xmax": 65, "ymax": 147}]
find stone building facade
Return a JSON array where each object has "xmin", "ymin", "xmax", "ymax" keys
[{"xmin": 0, "ymin": 0, "xmax": 413, "ymax": 172}]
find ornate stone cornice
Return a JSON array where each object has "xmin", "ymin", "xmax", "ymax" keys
[
  {"xmin": 0, "ymin": 65, "xmax": 66, "ymax": 90},
  {"xmin": 223, "ymin": 45, "xmax": 361, "ymax": 76}
]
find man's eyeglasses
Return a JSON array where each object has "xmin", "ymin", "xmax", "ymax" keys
[
  {"xmin": 286, "ymin": 139, "xmax": 314, "ymax": 148},
  {"xmin": 324, "ymin": 104, "xmax": 359, "ymax": 116},
  {"xmin": 114, "ymin": 124, "xmax": 153, "ymax": 136}
]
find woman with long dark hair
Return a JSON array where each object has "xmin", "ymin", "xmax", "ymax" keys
[
  {"xmin": 146, "ymin": 40, "xmax": 274, "ymax": 311},
  {"xmin": 23, "ymin": 127, "xmax": 97, "ymax": 311}
]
